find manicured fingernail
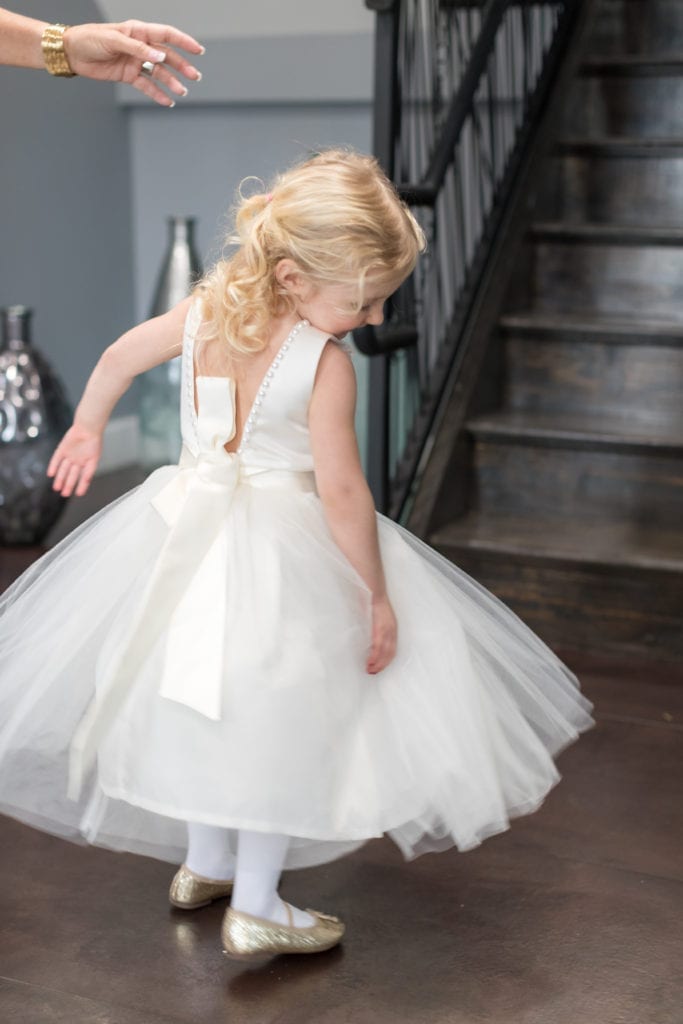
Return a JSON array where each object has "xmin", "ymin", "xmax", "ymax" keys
[
  {"xmin": 198, "ymin": 45, "xmax": 206, "ymax": 55},
  {"xmin": 195, "ymin": 71, "xmax": 202, "ymax": 81},
  {"xmin": 169, "ymin": 101, "xmax": 176, "ymax": 108},
  {"xmin": 151, "ymin": 49, "xmax": 166, "ymax": 62}
]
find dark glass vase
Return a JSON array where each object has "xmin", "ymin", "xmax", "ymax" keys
[
  {"xmin": 140, "ymin": 217, "xmax": 202, "ymax": 468},
  {"xmin": 0, "ymin": 306, "xmax": 73, "ymax": 545}
]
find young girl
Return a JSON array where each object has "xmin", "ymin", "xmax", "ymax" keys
[{"xmin": 0, "ymin": 149, "xmax": 593, "ymax": 961}]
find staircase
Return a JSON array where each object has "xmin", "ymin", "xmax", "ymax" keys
[{"xmin": 428, "ymin": 0, "xmax": 683, "ymax": 658}]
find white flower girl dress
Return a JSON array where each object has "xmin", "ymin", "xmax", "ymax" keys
[{"xmin": 0, "ymin": 302, "xmax": 593, "ymax": 869}]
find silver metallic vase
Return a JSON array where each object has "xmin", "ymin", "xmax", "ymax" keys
[
  {"xmin": 0, "ymin": 306, "xmax": 72, "ymax": 545},
  {"xmin": 139, "ymin": 217, "xmax": 202, "ymax": 468}
]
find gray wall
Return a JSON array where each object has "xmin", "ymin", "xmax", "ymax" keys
[
  {"xmin": 98, "ymin": 1, "xmax": 374, "ymax": 38},
  {"xmin": 0, "ymin": 0, "xmax": 136, "ymax": 414}
]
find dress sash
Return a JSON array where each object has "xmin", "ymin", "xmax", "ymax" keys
[{"xmin": 68, "ymin": 445, "xmax": 315, "ymax": 800}]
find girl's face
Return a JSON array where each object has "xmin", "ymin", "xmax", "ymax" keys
[{"xmin": 293, "ymin": 278, "xmax": 402, "ymax": 340}]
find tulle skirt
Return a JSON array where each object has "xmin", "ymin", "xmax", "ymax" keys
[{"xmin": 0, "ymin": 464, "xmax": 593, "ymax": 869}]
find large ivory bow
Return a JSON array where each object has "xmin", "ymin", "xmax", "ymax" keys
[{"xmin": 68, "ymin": 444, "xmax": 240, "ymax": 800}]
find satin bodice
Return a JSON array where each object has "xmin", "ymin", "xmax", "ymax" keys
[{"xmin": 179, "ymin": 300, "xmax": 340, "ymax": 474}]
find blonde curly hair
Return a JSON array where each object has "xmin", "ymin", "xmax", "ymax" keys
[{"xmin": 194, "ymin": 149, "xmax": 425, "ymax": 358}]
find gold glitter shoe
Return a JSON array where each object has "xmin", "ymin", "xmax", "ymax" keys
[
  {"xmin": 169, "ymin": 864, "xmax": 234, "ymax": 910},
  {"xmin": 221, "ymin": 902, "xmax": 345, "ymax": 960}
]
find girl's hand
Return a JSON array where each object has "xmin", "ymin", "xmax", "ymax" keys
[
  {"xmin": 367, "ymin": 595, "xmax": 397, "ymax": 675},
  {"xmin": 47, "ymin": 424, "xmax": 102, "ymax": 497}
]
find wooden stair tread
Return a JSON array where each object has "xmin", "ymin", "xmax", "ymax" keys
[
  {"xmin": 499, "ymin": 311, "xmax": 683, "ymax": 344},
  {"xmin": 582, "ymin": 55, "xmax": 683, "ymax": 76},
  {"xmin": 531, "ymin": 221, "xmax": 683, "ymax": 245},
  {"xmin": 467, "ymin": 409, "xmax": 683, "ymax": 452},
  {"xmin": 431, "ymin": 513, "xmax": 683, "ymax": 574},
  {"xmin": 558, "ymin": 137, "xmax": 683, "ymax": 157}
]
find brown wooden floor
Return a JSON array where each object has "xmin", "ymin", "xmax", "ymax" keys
[{"xmin": 1, "ymin": 474, "xmax": 681, "ymax": 1023}]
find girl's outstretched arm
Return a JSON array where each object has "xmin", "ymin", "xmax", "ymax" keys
[
  {"xmin": 48, "ymin": 296, "xmax": 192, "ymax": 498},
  {"xmin": 309, "ymin": 341, "xmax": 397, "ymax": 675}
]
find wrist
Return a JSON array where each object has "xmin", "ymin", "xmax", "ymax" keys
[
  {"xmin": 29, "ymin": 20, "xmax": 50, "ymax": 69},
  {"xmin": 0, "ymin": 12, "xmax": 50, "ymax": 69},
  {"xmin": 61, "ymin": 26, "xmax": 75, "ymax": 68},
  {"xmin": 72, "ymin": 415, "xmax": 103, "ymax": 438}
]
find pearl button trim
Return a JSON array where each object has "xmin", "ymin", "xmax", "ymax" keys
[{"xmin": 237, "ymin": 319, "xmax": 308, "ymax": 455}]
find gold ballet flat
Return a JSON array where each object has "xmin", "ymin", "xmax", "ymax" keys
[
  {"xmin": 169, "ymin": 864, "xmax": 234, "ymax": 910},
  {"xmin": 221, "ymin": 903, "xmax": 345, "ymax": 960}
]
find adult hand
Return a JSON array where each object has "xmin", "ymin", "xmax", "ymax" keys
[{"xmin": 62, "ymin": 20, "xmax": 204, "ymax": 107}]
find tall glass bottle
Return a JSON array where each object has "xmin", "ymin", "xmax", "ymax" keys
[
  {"xmin": 0, "ymin": 306, "xmax": 72, "ymax": 544},
  {"xmin": 139, "ymin": 217, "xmax": 202, "ymax": 468}
]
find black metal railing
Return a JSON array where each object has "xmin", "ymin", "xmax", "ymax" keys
[{"xmin": 358, "ymin": 0, "xmax": 581, "ymax": 518}]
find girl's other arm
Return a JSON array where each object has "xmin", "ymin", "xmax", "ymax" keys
[
  {"xmin": 48, "ymin": 296, "xmax": 192, "ymax": 498},
  {"xmin": 309, "ymin": 342, "xmax": 397, "ymax": 675}
]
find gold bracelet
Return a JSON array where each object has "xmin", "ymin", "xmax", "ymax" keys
[{"xmin": 42, "ymin": 24, "xmax": 76, "ymax": 77}]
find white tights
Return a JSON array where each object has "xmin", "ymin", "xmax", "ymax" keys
[
  {"xmin": 185, "ymin": 822, "xmax": 235, "ymax": 880},
  {"xmin": 185, "ymin": 822, "xmax": 314, "ymax": 927}
]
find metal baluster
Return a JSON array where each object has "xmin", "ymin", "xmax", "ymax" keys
[{"xmin": 364, "ymin": 0, "xmax": 580, "ymax": 517}]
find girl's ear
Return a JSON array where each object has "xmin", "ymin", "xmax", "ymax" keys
[{"xmin": 275, "ymin": 259, "xmax": 311, "ymax": 299}]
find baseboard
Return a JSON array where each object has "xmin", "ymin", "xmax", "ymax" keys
[{"xmin": 97, "ymin": 415, "xmax": 139, "ymax": 474}]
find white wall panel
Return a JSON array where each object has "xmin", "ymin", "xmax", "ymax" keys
[{"xmin": 96, "ymin": 0, "xmax": 373, "ymax": 38}]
